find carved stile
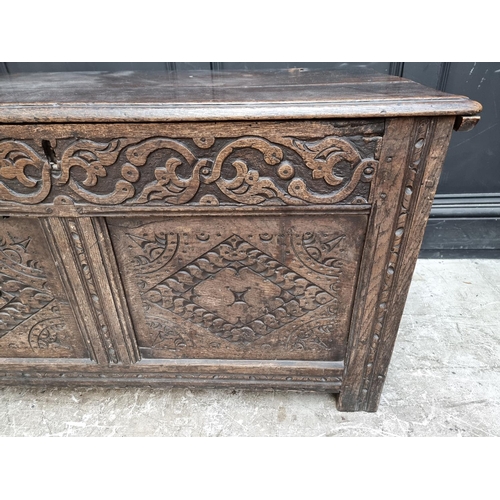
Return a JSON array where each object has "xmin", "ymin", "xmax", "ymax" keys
[{"xmin": 0, "ymin": 70, "xmax": 479, "ymax": 409}]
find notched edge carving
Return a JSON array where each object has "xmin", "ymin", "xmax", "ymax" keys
[{"xmin": 360, "ymin": 118, "xmax": 434, "ymax": 405}]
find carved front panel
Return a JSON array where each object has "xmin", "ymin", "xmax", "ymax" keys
[
  {"xmin": 108, "ymin": 214, "xmax": 368, "ymax": 361},
  {"xmin": 0, "ymin": 121, "xmax": 381, "ymax": 212},
  {"xmin": 0, "ymin": 218, "xmax": 89, "ymax": 358}
]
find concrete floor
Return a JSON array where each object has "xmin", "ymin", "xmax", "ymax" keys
[{"xmin": 0, "ymin": 259, "xmax": 499, "ymax": 437}]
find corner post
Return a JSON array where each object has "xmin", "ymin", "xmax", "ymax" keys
[{"xmin": 338, "ymin": 116, "xmax": 455, "ymax": 411}]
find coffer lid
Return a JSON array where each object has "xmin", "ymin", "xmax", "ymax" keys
[{"xmin": 0, "ymin": 68, "xmax": 482, "ymax": 124}]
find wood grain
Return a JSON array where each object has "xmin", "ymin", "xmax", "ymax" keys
[
  {"xmin": 454, "ymin": 115, "xmax": 481, "ymax": 132},
  {"xmin": 0, "ymin": 70, "xmax": 480, "ymax": 410},
  {"xmin": 40, "ymin": 217, "xmax": 139, "ymax": 364},
  {"xmin": 0, "ymin": 358, "xmax": 344, "ymax": 392},
  {"xmin": 107, "ymin": 213, "xmax": 367, "ymax": 361},
  {"xmin": 0, "ymin": 217, "xmax": 89, "ymax": 359},
  {"xmin": 337, "ymin": 117, "xmax": 455, "ymax": 411},
  {"xmin": 0, "ymin": 69, "xmax": 481, "ymax": 123},
  {"xmin": 362, "ymin": 116, "xmax": 455, "ymax": 411},
  {"xmin": 0, "ymin": 120, "xmax": 381, "ymax": 214}
]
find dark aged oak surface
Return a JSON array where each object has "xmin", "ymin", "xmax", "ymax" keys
[
  {"xmin": 0, "ymin": 69, "xmax": 481, "ymax": 411},
  {"xmin": 0, "ymin": 69, "xmax": 481, "ymax": 123}
]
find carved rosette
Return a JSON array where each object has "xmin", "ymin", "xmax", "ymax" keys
[{"xmin": 0, "ymin": 135, "xmax": 380, "ymax": 207}]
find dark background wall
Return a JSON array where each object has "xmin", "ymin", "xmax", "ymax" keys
[{"xmin": 1, "ymin": 62, "xmax": 498, "ymax": 256}]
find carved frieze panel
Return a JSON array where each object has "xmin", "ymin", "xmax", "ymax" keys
[
  {"xmin": 108, "ymin": 214, "xmax": 368, "ymax": 361},
  {"xmin": 0, "ymin": 124, "xmax": 381, "ymax": 209},
  {"xmin": 0, "ymin": 218, "xmax": 89, "ymax": 358}
]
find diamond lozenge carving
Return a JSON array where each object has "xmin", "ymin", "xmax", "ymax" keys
[{"xmin": 143, "ymin": 235, "xmax": 335, "ymax": 344}]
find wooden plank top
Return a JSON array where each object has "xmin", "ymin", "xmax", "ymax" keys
[{"xmin": 0, "ymin": 68, "xmax": 482, "ymax": 123}]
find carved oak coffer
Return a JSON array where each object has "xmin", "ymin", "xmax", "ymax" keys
[{"xmin": 0, "ymin": 70, "xmax": 481, "ymax": 411}]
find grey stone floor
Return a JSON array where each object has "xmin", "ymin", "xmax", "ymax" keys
[{"xmin": 0, "ymin": 259, "xmax": 499, "ymax": 437}]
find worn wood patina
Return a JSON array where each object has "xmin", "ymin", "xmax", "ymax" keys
[{"xmin": 0, "ymin": 69, "xmax": 481, "ymax": 411}]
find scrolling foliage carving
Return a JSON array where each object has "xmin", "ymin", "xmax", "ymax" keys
[
  {"xmin": 0, "ymin": 135, "xmax": 379, "ymax": 206},
  {"xmin": 0, "ymin": 235, "xmax": 52, "ymax": 336},
  {"xmin": 0, "ymin": 233, "xmax": 70, "ymax": 353},
  {"xmin": 0, "ymin": 140, "xmax": 51, "ymax": 204}
]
